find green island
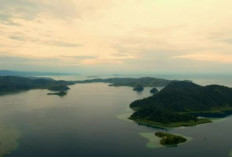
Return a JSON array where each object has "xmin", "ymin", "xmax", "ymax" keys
[
  {"xmin": 155, "ymin": 132, "xmax": 187, "ymax": 146},
  {"xmin": 0, "ymin": 76, "xmax": 76, "ymax": 95},
  {"xmin": 130, "ymin": 81, "xmax": 232, "ymax": 127}
]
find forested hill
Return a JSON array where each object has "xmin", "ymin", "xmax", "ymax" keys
[
  {"xmin": 0, "ymin": 76, "xmax": 76, "ymax": 95},
  {"xmin": 76, "ymin": 77, "xmax": 171, "ymax": 87},
  {"xmin": 130, "ymin": 81, "xmax": 232, "ymax": 127}
]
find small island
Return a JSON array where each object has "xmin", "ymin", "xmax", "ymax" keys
[
  {"xmin": 133, "ymin": 84, "xmax": 144, "ymax": 92},
  {"xmin": 130, "ymin": 81, "xmax": 232, "ymax": 127},
  {"xmin": 150, "ymin": 87, "xmax": 158, "ymax": 94},
  {"xmin": 155, "ymin": 132, "xmax": 187, "ymax": 146}
]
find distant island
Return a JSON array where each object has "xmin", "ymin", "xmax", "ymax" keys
[
  {"xmin": 155, "ymin": 132, "xmax": 187, "ymax": 146},
  {"xmin": 0, "ymin": 76, "xmax": 171, "ymax": 96},
  {"xmin": 0, "ymin": 76, "xmax": 76, "ymax": 95},
  {"xmin": 130, "ymin": 81, "xmax": 232, "ymax": 127},
  {"xmin": 77, "ymin": 77, "xmax": 171, "ymax": 88}
]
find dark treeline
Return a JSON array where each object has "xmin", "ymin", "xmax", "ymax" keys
[{"xmin": 76, "ymin": 77, "xmax": 171, "ymax": 87}]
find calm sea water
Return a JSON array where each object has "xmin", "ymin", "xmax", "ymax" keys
[{"xmin": 0, "ymin": 74, "xmax": 232, "ymax": 157}]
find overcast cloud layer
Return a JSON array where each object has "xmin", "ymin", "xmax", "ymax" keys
[{"xmin": 0, "ymin": 0, "xmax": 232, "ymax": 74}]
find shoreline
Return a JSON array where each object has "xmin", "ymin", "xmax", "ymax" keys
[{"xmin": 129, "ymin": 118, "xmax": 212, "ymax": 128}]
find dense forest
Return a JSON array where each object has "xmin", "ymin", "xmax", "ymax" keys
[{"xmin": 130, "ymin": 81, "xmax": 232, "ymax": 127}]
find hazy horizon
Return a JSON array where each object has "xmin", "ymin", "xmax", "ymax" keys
[{"xmin": 2, "ymin": 69, "xmax": 232, "ymax": 76}]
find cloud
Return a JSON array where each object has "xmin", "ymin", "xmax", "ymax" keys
[
  {"xmin": 80, "ymin": 55, "xmax": 137, "ymax": 65},
  {"xmin": 61, "ymin": 55, "xmax": 97, "ymax": 60},
  {"xmin": 0, "ymin": 0, "xmax": 42, "ymax": 22},
  {"xmin": 174, "ymin": 53, "xmax": 232, "ymax": 64},
  {"xmin": 8, "ymin": 35, "xmax": 81, "ymax": 47},
  {"xmin": 1, "ymin": 0, "xmax": 232, "ymax": 73},
  {"xmin": 0, "ymin": 0, "xmax": 78, "ymax": 22},
  {"xmin": 0, "ymin": 13, "xmax": 21, "ymax": 25},
  {"xmin": 43, "ymin": 41, "xmax": 82, "ymax": 47},
  {"xmin": 9, "ymin": 35, "xmax": 27, "ymax": 41},
  {"xmin": 0, "ymin": 55, "xmax": 60, "ymax": 63},
  {"xmin": 220, "ymin": 38, "xmax": 232, "ymax": 45}
]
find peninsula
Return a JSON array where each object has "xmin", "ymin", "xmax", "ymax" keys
[{"xmin": 0, "ymin": 76, "xmax": 76, "ymax": 95}]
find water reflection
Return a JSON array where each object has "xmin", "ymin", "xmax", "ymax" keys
[{"xmin": 0, "ymin": 81, "xmax": 231, "ymax": 156}]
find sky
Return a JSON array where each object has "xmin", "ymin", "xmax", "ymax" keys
[{"xmin": 0, "ymin": 0, "xmax": 232, "ymax": 74}]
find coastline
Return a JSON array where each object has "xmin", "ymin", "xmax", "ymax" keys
[{"xmin": 129, "ymin": 117, "xmax": 212, "ymax": 128}]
